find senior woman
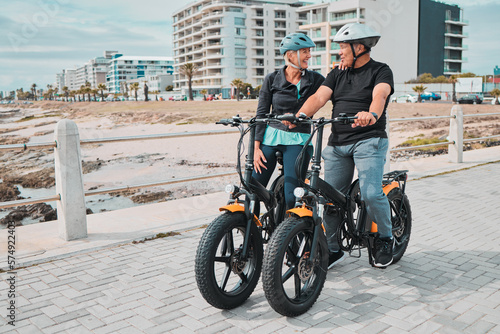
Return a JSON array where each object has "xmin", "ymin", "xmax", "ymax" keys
[{"xmin": 253, "ymin": 32, "xmax": 325, "ymax": 210}]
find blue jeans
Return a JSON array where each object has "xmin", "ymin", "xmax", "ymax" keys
[
  {"xmin": 322, "ymin": 137, "xmax": 391, "ymax": 253},
  {"xmin": 252, "ymin": 144, "xmax": 312, "ymax": 210}
]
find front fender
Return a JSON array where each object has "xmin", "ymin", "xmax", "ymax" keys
[
  {"xmin": 219, "ymin": 204, "xmax": 261, "ymax": 226},
  {"xmin": 286, "ymin": 206, "xmax": 313, "ymax": 218}
]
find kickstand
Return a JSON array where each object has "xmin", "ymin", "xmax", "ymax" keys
[{"xmin": 349, "ymin": 238, "xmax": 362, "ymax": 258}]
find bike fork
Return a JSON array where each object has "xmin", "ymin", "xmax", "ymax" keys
[{"xmin": 240, "ymin": 196, "xmax": 256, "ymax": 259}]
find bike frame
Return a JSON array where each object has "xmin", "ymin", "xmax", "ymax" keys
[
  {"xmin": 217, "ymin": 116, "xmax": 285, "ymax": 259},
  {"xmin": 288, "ymin": 115, "xmax": 408, "ymax": 265}
]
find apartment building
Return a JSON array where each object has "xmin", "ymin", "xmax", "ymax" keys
[
  {"xmin": 172, "ymin": 0, "xmax": 466, "ymax": 95},
  {"xmin": 57, "ymin": 68, "xmax": 78, "ymax": 91},
  {"xmin": 172, "ymin": 0, "xmax": 308, "ymax": 98},
  {"xmin": 296, "ymin": 0, "xmax": 466, "ymax": 83},
  {"xmin": 56, "ymin": 51, "xmax": 118, "ymax": 91},
  {"xmin": 107, "ymin": 54, "xmax": 174, "ymax": 94}
]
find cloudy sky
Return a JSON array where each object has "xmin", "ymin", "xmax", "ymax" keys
[{"xmin": 0, "ymin": 0, "xmax": 498, "ymax": 92}]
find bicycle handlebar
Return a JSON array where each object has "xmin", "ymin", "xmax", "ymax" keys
[{"xmin": 216, "ymin": 113, "xmax": 357, "ymax": 126}]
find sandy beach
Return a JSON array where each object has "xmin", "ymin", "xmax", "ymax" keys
[{"xmin": 1, "ymin": 100, "xmax": 499, "ymax": 226}]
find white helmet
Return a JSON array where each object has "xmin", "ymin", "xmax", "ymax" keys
[{"xmin": 333, "ymin": 23, "xmax": 381, "ymax": 49}]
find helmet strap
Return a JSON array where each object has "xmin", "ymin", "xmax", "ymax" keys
[
  {"xmin": 286, "ymin": 50, "xmax": 305, "ymax": 76},
  {"xmin": 349, "ymin": 43, "xmax": 370, "ymax": 69}
]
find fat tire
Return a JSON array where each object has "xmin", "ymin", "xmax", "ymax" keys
[
  {"xmin": 387, "ymin": 188, "xmax": 412, "ymax": 263},
  {"xmin": 262, "ymin": 216, "xmax": 328, "ymax": 316},
  {"xmin": 195, "ymin": 212, "xmax": 263, "ymax": 309},
  {"xmin": 269, "ymin": 175, "xmax": 286, "ymax": 228}
]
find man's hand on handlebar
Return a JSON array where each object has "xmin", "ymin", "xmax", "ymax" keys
[{"xmin": 352, "ymin": 111, "xmax": 376, "ymax": 128}]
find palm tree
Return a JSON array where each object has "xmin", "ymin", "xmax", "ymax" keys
[
  {"xmin": 130, "ymin": 82, "xmax": 140, "ymax": 101},
  {"xmin": 490, "ymin": 88, "xmax": 500, "ymax": 105},
  {"xmin": 448, "ymin": 75, "xmax": 458, "ymax": 103},
  {"xmin": 200, "ymin": 89, "xmax": 208, "ymax": 101},
  {"xmin": 178, "ymin": 63, "xmax": 199, "ymax": 101},
  {"xmin": 84, "ymin": 81, "xmax": 92, "ymax": 102},
  {"xmin": 31, "ymin": 83, "xmax": 37, "ymax": 101},
  {"xmin": 231, "ymin": 79, "xmax": 245, "ymax": 101},
  {"xmin": 53, "ymin": 87, "xmax": 58, "ymax": 101},
  {"xmin": 412, "ymin": 84, "xmax": 427, "ymax": 103},
  {"xmin": 97, "ymin": 84, "xmax": 107, "ymax": 102},
  {"xmin": 62, "ymin": 86, "xmax": 69, "ymax": 102}
]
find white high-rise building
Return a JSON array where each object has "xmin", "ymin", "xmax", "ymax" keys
[
  {"xmin": 295, "ymin": 0, "xmax": 467, "ymax": 83},
  {"xmin": 172, "ymin": 0, "xmax": 309, "ymax": 98},
  {"xmin": 106, "ymin": 55, "xmax": 174, "ymax": 94}
]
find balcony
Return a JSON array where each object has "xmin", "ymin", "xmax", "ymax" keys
[
  {"xmin": 444, "ymin": 57, "xmax": 468, "ymax": 63},
  {"xmin": 445, "ymin": 30, "xmax": 468, "ymax": 38},
  {"xmin": 444, "ymin": 43, "xmax": 468, "ymax": 50}
]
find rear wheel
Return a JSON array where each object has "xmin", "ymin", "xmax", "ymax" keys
[
  {"xmin": 387, "ymin": 188, "xmax": 412, "ymax": 263},
  {"xmin": 195, "ymin": 212, "xmax": 263, "ymax": 309},
  {"xmin": 262, "ymin": 216, "xmax": 328, "ymax": 317}
]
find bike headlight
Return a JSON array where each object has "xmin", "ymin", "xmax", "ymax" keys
[
  {"xmin": 225, "ymin": 184, "xmax": 236, "ymax": 194},
  {"xmin": 293, "ymin": 187, "xmax": 306, "ymax": 198}
]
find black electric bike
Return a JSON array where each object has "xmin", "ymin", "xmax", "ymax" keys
[
  {"xmin": 195, "ymin": 115, "xmax": 293, "ymax": 309},
  {"xmin": 262, "ymin": 114, "xmax": 412, "ymax": 317}
]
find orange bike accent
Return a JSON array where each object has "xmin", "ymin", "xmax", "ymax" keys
[
  {"xmin": 219, "ymin": 203, "xmax": 262, "ymax": 226},
  {"xmin": 370, "ymin": 182, "xmax": 400, "ymax": 232},
  {"xmin": 286, "ymin": 204, "xmax": 313, "ymax": 218},
  {"xmin": 382, "ymin": 181, "xmax": 399, "ymax": 195}
]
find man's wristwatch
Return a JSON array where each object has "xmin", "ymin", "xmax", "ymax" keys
[{"xmin": 370, "ymin": 112, "xmax": 378, "ymax": 121}]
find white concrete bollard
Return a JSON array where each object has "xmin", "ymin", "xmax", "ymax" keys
[
  {"xmin": 54, "ymin": 119, "xmax": 88, "ymax": 241},
  {"xmin": 448, "ymin": 105, "xmax": 463, "ymax": 163}
]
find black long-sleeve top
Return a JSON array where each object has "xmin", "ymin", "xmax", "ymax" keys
[{"xmin": 255, "ymin": 66, "xmax": 325, "ymax": 142}]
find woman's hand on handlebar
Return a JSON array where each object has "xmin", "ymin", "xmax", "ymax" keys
[
  {"xmin": 352, "ymin": 111, "xmax": 376, "ymax": 128},
  {"xmin": 281, "ymin": 113, "xmax": 298, "ymax": 129},
  {"xmin": 254, "ymin": 145, "xmax": 267, "ymax": 174}
]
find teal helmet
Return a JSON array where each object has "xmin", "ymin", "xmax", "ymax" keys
[{"xmin": 279, "ymin": 33, "xmax": 315, "ymax": 55}]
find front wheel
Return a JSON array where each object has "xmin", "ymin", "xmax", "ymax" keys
[
  {"xmin": 387, "ymin": 188, "xmax": 412, "ymax": 263},
  {"xmin": 262, "ymin": 216, "xmax": 328, "ymax": 316},
  {"xmin": 195, "ymin": 212, "xmax": 263, "ymax": 309}
]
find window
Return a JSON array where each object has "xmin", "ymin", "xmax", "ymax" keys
[
  {"xmin": 235, "ymin": 48, "xmax": 246, "ymax": 56},
  {"xmin": 235, "ymin": 68, "xmax": 246, "ymax": 78},
  {"xmin": 235, "ymin": 28, "xmax": 246, "ymax": 36},
  {"xmin": 256, "ymin": 49, "xmax": 264, "ymax": 56},
  {"xmin": 274, "ymin": 31, "xmax": 286, "ymax": 38},
  {"xmin": 235, "ymin": 58, "xmax": 246, "ymax": 66},
  {"xmin": 275, "ymin": 10, "xmax": 286, "ymax": 19},
  {"xmin": 235, "ymin": 37, "xmax": 246, "ymax": 46},
  {"xmin": 330, "ymin": 10, "xmax": 357, "ymax": 21},
  {"xmin": 275, "ymin": 59, "xmax": 285, "ymax": 66},
  {"xmin": 235, "ymin": 17, "xmax": 245, "ymax": 26}
]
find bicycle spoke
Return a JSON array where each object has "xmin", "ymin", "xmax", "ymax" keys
[
  {"xmin": 282, "ymin": 266, "xmax": 295, "ymax": 283},
  {"xmin": 220, "ymin": 265, "xmax": 231, "ymax": 291},
  {"xmin": 294, "ymin": 273, "xmax": 302, "ymax": 298},
  {"xmin": 214, "ymin": 255, "xmax": 231, "ymax": 263}
]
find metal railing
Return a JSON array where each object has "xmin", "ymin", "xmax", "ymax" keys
[{"xmin": 1, "ymin": 108, "xmax": 500, "ymax": 237}]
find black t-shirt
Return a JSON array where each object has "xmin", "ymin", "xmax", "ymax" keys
[{"xmin": 322, "ymin": 59, "xmax": 394, "ymax": 146}]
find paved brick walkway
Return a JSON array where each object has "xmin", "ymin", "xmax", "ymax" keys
[{"xmin": 1, "ymin": 162, "xmax": 500, "ymax": 333}]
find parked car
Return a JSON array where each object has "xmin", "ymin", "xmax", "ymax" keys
[
  {"xmin": 169, "ymin": 95, "xmax": 185, "ymax": 101},
  {"xmin": 420, "ymin": 91, "xmax": 441, "ymax": 101},
  {"xmin": 458, "ymin": 94, "xmax": 483, "ymax": 104},
  {"xmin": 393, "ymin": 94, "xmax": 418, "ymax": 103}
]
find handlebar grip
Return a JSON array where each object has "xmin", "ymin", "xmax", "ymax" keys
[
  {"xmin": 276, "ymin": 114, "xmax": 297, "ymax": 122},
  {"xmin": 216, "ymin": 119, "xmax": 233, "ymax": 125}
]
